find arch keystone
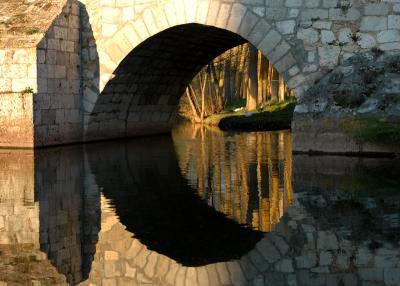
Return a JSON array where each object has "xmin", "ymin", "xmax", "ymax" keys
[{"xmin": 226, "ymin": 4, "xmax": 247, "ymax": 33}]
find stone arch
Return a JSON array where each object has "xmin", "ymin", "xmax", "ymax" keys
[{"xmin": 82, "ymin": 2, "xmax": 315, "ymax": 141}]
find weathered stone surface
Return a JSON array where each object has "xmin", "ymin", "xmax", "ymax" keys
[
  {"xmin": 317, "ymin": 231, "xmax": 339, "ymax": 250},
  {"xmin": 256, "ymin": 238, "xmax": 281, "ymax": 264},
  {"xmin": 1, "ymin": 0, "xmax": 400, "ymax": 150}
]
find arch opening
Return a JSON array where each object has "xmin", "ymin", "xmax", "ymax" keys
[{"xmin": 86, "ymin": 23, "xmax": 290, "ymax": 141}]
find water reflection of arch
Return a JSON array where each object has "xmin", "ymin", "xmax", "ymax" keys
[
  {"xmin": 85, "ymin": 136, "xmax": 264, "ymax": 267},
  {"xmin": 82, "ymin": 185, "xmax": 400, "ymax": 286},
  {"xmin": 1, "ymin": 133, "xmax": 399, "ymax": 285}
]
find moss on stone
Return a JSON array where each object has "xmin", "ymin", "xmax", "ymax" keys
[{"xmin": 343, "ymin": 116, "xmax": 400, "ymax": 145}]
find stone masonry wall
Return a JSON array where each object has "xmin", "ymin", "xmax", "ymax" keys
[
  {"xmin": 78, "ymin": 0, "xmax": 400, "ymax": 146},
  {"xmin": 34, "ymin": 0, "xmax": 82, "ymax": 147},
  {"xmin": 0, "ymin": 49, "xmax": 36, "ymax": 147},
  {"xmin": 1, "ymin": 0, "xmax": 400, "ymax": 147}
]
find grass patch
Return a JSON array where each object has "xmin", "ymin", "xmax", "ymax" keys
[
  {"xmin": 204, "ymin": 100, "xmax": 296, "ymax": 131},
  {"xmin": 25, "ymin": 28, "xmax": 39, "ymax": 35},
  {"xmin": 224, "ymin": 98, "xmax": 246, "ymax": 111},
  {"xmin": 343, "ymin": 116, "xmax": 400, "ymax": 145}
]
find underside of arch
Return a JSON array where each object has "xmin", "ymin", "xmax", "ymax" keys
[{"xmin": 85, "ymin": 24, "xmax": 247, "ymax": 141}]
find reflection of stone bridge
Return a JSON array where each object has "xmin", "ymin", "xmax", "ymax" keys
[
  {"xmin": 1, "ymin": 0, "xmax": 400, "ymax": 152},
  {"xmin": 1, "ymin": 138, "xmax": 399, "ymax": 285}
]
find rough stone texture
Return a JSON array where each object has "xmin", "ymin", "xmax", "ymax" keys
[
  {"xmin": 293, "ymin": 53, "xmax": 400, "ymax": 154},
  {"xmin": 33, "ymin": 0, "xmax": 82, "ymax": 146},
  {"xmin": 0, "ymin": 92, "xmax": 34, "ymax": 147},
  {"xmin": 0, "ymin": 0, "xmax": 400, "ymax": 148},
  {"xmin": 0, "ymin": 0, "xmax": 69, "ymax": 48}
]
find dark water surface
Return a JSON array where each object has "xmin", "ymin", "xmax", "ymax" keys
[{"xmin": 0, "ymin": 124, "xmax": 399, "ymax": 285}]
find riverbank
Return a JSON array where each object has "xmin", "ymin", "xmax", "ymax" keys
[{"xmin": 203, "ymin": 101, "xmax": 296, "ymax": 131}]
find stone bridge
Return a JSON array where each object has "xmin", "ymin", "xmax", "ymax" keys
[{"xmin": 0, "ymin": 0, "xmax": 400, "ymax": 151}]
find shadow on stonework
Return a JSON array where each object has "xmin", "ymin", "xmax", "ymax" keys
[
  {"xmin": 85, "ymin": 23, "xmax": 246, "ymax": 142},
  {"xmin": 86, "ymin": 136, "xmax": 264, "ymax": 267}
]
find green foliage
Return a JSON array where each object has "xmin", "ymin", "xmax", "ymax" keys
[
  {"xmin": 336, "ymin": 1, "xmax": 352, "ymax": 13},
  {"xmin": 205, "ymin": 101, "xmax": 297, "ymax": 131},
  {"xmin": 21, "ymin": 87, "xmax": 34, "ymax": 94},
  {"xmin": 348, "ymin": 32, "xmax": 361, "ymax": 43},
  {"xmin": 26, "ymin": 28, "xmax": 39, "ymax": 35},
  {"xmin": 343, "ymin": 116, "xmax": 400, "ymax": 145}
]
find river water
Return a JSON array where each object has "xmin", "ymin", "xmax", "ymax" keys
[{"xmin": 0, "ymin": 124, "xmax": 399, "ymax": 285}]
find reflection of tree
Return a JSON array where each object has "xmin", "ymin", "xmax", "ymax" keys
[{"xmin": 173, "ymin": 125, "xmax": 293, "ymax": 232}]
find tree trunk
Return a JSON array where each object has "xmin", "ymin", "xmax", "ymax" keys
[
  {"xmin": 278, "ymin": 75, "xmax": 285, "ymax": 102},
  {"xmin": 271, "ymin": 67, "xmax": 279, "ymax": 102},
  {"xmin": 186, "ymin": 86, "xmax": 201, "ymax": 122},
  {"xmin": 246, "ymin": 44, "xmax": 258, "ymax": 111},
  {"xmin": 257, "ymin": 50, "xmax": 263, "ymax": 105}
]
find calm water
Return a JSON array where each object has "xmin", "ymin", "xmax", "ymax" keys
[{"xmin": 0, "ymin": 124, "xmax": 399, "ymax": 285}]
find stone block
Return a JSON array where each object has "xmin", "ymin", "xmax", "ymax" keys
[
  {"xmin": 321, "ymin": 30, "xmax": 335, "ymax": 43},
  {"xmin": 338, "ymin": 28, "xmax": 352, "ymax": 43},
  {"xmin": 364, "ymin": 3, "xmax": 389, "ymax": 16},
  {"xmin": 54, "ymin": 26, "xmax": 68, "ymax": 40},
  {"xmin": 289, "ymin": 8, "xmax": 299, "ymax": 18},
  {"xmin": 316, "ymin": 231, "xmax": 339, "ymax": 250},
  {"xmin": 227, "ymin": 4, "xmax": 247, "ymax": 33},
  {"xmin": 313, "ymin": 21, "xmax": 332, "ymax": 30},
  {"xmin": 319, "ymin": 251, "xmax": 333, "ymax": 266},
  {"xmin": 379, "ymin": 42, "xmax": 400, "ymax": 51},
  {"xmin": 265, "ymin": 8, "xmax": 287, "ymax": 21},
  {"xmin": 384, "ymin": 268, "xmax": 400, "ymax": 286},
  {"xmin": 318, "ymin": 46, "xmax": 340, "ymax": 68},
  {"xmin": 360, "ymin": 16, "xmax": 387, "ymax": 32},
  {"xmin": 358, "ymin": 268, "xmax": 383, "ymax": 282},
  {"xmin": 286, "ymin": 0, "xmax": 303, "ymax": 8},
  {"xmin": 248, "ymin": 20, "xmax": 272, "ymax": 46},
  {"xmin": 305, "ymin": 0, "xmax": 320, "ymax": 8},
  {"xmin": 215, "ymin": 3, "xmax": 231, "ymax": 29},
  {"xmin": 102, "ymin": 23, "xmax": 118, "ymax": 37},
  {"xmin": 301, "ymin": 9, "xmax": 329, "ymax": 21},
  {"xmin": 357, "ymin": 33, "xmax": 376, "ymax": 49},
  {"xmin": 322, "ymin": 0, "xmax": 337, "ymax": 8},
  {"xmin": 258, "ymin": 29, "xmax": 282, "ymax": 55},
  {"xmin": 276, "ymin": 20, "xmax": 296, "ymax": 35},
  {"xmin": 329, "ymin": 8, "xmax": 361, "ymax": 21},
  {"xmin": 377, "ymin": 30, "xmax": 400, "ymax": 43},
  {"xmin": 275, "ymin": 258, "xmax": 294, "ymax": 273},
  {"xmin": 296, "ymin": 252, "xmax": 317, "ymax": 268},
  {"xmin": 389, "ymin": 15, "xmax": 400, "ymax": 30},
  {"xmin": 256, "ymin": 238, "xmax": 281, "ymax": 264},
  {"xmin": 5, "ymin": 64, "xmax": 27, "ymax": 79},
  {"xmin": 143, "ymin": 9, "xmax": 158, "ymax": 35},
  {"xmin": 297, "ymin": 28, "xmax": 319, "ymax": 44},
  {"xmin": 238, "ymin": 10, "xmax": 259, "ymax": 38}
]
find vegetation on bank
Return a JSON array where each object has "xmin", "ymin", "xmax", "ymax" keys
[
  {"xmin": 343, "ymin": 116, "xmax": 400, "ymax": 145},
  {"xmin": 178, "ymin": 42, "xmax": 295, "ymax": 130},
  {"xmin": 204, "ymin": 100, "xmax": 297, "ymax": 131}
]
